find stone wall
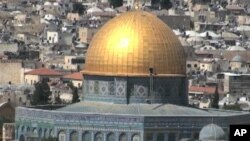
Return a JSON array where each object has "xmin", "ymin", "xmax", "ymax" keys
[{"xmin": 0, "ymin": 60, "xmax": 22, "ymax": 85}]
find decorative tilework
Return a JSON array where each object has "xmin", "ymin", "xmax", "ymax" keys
[
  {"xmin": 109, "ymin": 82, "xmax": 115, "ymax": 95},
  {"xmin": 94, "ymin": 81, "xmax": 99, "ymax": 94},
  {"xmin": 115, "ymin": 79, "xmax": 127, "ymax": 97},
  {"xmin": 83, "ymin": 80, "xmax": 88, "ymax": 94},
  {"xmin": 157, "ymin": 87, "xmax": 165, "ymax": 97},
  {"xmin": 134, "ymin": 85, "xmax": 148, "ymax": 97},
  {"xmin": 83, "ymin": 75, "xmax": 188, "ymax": 105},
  {"xmin": 88, "ymin": 81, "xmax": 95, "ymax": 95},
  {"xmin": 99, "ymin": 81, "xmax": 109, "ymax": 96}
]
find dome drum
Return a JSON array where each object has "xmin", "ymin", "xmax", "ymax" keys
[{"xmin": 82, "ymin": 75, "xmax": 188, "ymax": 105}]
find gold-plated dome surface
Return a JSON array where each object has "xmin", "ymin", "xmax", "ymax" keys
[{"xmin": 83, "ymin": 11, "xmax": 186, "ymax": 76}]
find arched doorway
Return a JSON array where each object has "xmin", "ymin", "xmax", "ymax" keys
[
  {"xmin": 16, "ymin": 126, "xmax": 19, "ymax": 140},
  {"xmin": 132, "ymin": 134, "xmax": 140, "ymax": 141},
  {"xmin": 26, "ymin": 127, "xmax": 30, "ymax": 133},
  {"xmin": 107, "ymin": 132, "xmax": 115, "ymax": 141},
  {"xmin": 19, "ymin": 134, "xmax": 25, "ymax": 141},
  {"xmin": 44, "ymin": 129, "xmax": 48, "ymax": 138},
  {"xmin": 70, "ymin": 131, "xmax": 78, "ymax": 141},
  {"xmin": 156, "ymin": 133, "xmax": 164, "ymax": 141},
  {"xmin": 38, "ymin": 128, "xmax": 42, "ymax": 138},
  {"xmin": 82, "ymin": 131, "xmax": 91, "ymax": 141},
  {"xmin": 49, "ymin": 129, "xmax": 53, "ymax": 137},
  {"xmin": 94, "ymin": 132, "xmax": 103, "ymax": 141},
  {"xmin": 119, "ymin": 133, "xmax": 127, "ymax": 141},
  {"xmin": 58, "ymin": 130, "xmax": 66, "ymax": 141},
  {"xmin": 21, "ymin": 126, "xmax": 25, "ymax": 133}
]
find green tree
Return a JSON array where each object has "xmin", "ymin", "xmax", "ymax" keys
[
  {"xmin": 68, "ymin": 82, "xmax": 80, "ymax": 103},
  {"xmin": 211, "ymin": 86, "xmax": 219, "ymax": 109},
  {"xmin": 72, "ymin": 87, "xmax": 79, "ymax": 103},
  {"xmin": 109, "ymin": 0, "xmax": 123, "ymax": 8},
  {"xmin": 160, "ymin": 0, "xmax": 172, "ymax": 9},
  {"xmin": 31, "ymin": 79, "xmax": 51, "ymax": 105}
]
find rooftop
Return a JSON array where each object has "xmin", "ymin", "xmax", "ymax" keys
[
  {"xmin": 54, "ymin": 101, "xmax": 248, "ymax": 117},
  {"xmin": 25, "ymin": 68, "xmax": 62, "ymax": 76},
  {"xmin": 189, "ymin": 86, "xmax": 216, "ymax": 94},
  {"xmin": 63, "ymin": 72, "xmax": 83, "ymax": 81}
]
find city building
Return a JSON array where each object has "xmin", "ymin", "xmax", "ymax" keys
[
  {"xmin": 229, "ymin": 55, "xmax": 247, "ymax": 71},
  {"xmin": 2, "ymin": 123, "xmax": 15, "ymax": 141},
  {"xmin": 63, "ymin": 72, "xmax": 83, "ymax": 88},
  {"xmin": 63, "ymin": 55, "xmax": 85, "ymax": 71},
  {"xmin": 15, "ymin": 10, "xmax": 250, "ymax": 141},
  {"xmin": 46, "ymin": 31, "xmax": 59, "ymax": 44},
  {"xmin": 24, "ymin": 68, "xmax": 62, "ymax": 85},
  {"xmin": 78, "ymin": 27, "xmax": 98, "ymax": 44},
  {"xmin": 217, "ymin": 73, "xmax": 250, "ymax": 95},
  {"xmin": 0, "ymin": 60, "xmax": 23, "ymax": 85},
  {"xmin": 0, "ymin": 102, "xmax": 15, "ymax": 141}
]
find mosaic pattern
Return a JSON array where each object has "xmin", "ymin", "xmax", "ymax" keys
[
  {"xmin": 94, "ymin": 81, "xmax": 99, "ymax": 94},
  {"xmin": 134, "ymin": 85, "xmax": 148, "ymax": 97},
  {"xmin": 115, "ymin": 79, "xmax": 127, "ymax": 97},
  {"xmin": 83, "ymin": 76, "xmax": 188, "ymax": 104},
  {"xmin": 16, "ymin": 106, "xmax": 250, "ymax": 141},
  {"xmin": 88, "ymin": 80, "xmax": 95, "ymax": 95},
  {"xmin": 99, "ymin": 81, "xmax": 109, "ymax": 96},
  {"xmin": 109, "ymin": 82, "xmax": 115, "ymax": 95}
]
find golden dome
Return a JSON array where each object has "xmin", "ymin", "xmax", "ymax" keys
[{"xmin": 82, "ymin": 11, "xmax": 186, "ymax": 76}]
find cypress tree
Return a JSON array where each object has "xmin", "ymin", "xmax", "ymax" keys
[{"xmin": 211, "ymin": 85, "xmax": 219, "ymax": 109}]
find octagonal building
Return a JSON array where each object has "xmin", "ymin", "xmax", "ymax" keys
[{"xmin": 15, "ymin": 11, "xmax": 250, "ymax": 141}]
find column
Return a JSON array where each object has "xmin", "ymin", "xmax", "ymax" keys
[
  {"xmin": 128, "ymin": 132, "xmax": 132, "ymax": 141},
  {"xmin": 54, "ymin": 128, "xmax": 57, "ymax": 138},
  {"xmin": 92, "ymin": 131, "xmax": 94, "ymax": 141},
  {"xmin": 40, "ymin": 128, "xmax": 44, "ymax": 139},
  {"xmin": 15, "ymin": 128, "xmax": 18, "ymax": 140},
  {"xmin": 164, "ymin": 133, "xmax": 168, "ymax": 141},
  {"xmin": 153, "ymin": 133, "xmax": 157, "ymax": 141},
  {"xmin": 175, "ymin": 132, "xmax": 180, "ymax": 141},
  {"xmin": 66, "ymin": 129, "xmax": 70, "ymax": 141},
  {"xmin": 115, "ymin": 132, "xmax": 119, "ymax": 141},
  {"xmin": 78, "ymin": 130, "xmax": 82, "ymax": 141},
  {"xmin": 104, "ymin": 132, "xmax": 107, "ymax": 141},
  {"xmin": 140, "ymin": 131, "xmax": 144, "ymax": 141}
]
